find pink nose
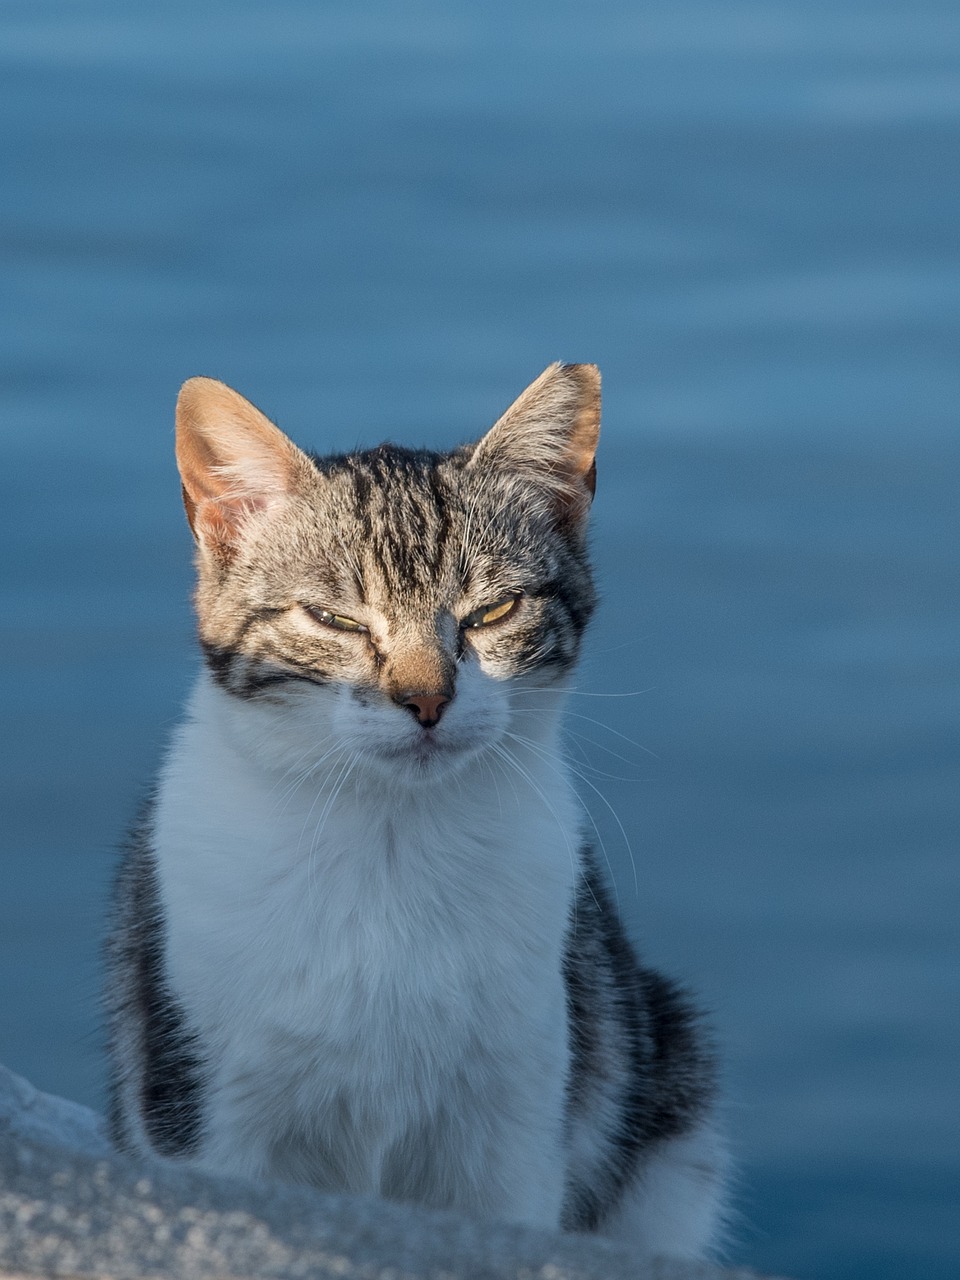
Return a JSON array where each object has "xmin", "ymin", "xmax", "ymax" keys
[{"xmin": 401, "ymin": 693, "xmax": 450, "ymax": 727}]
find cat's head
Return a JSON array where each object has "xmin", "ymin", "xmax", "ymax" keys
[{"xmin": 175, "ymin": 364, "xmax": 599, "ymax": 784}]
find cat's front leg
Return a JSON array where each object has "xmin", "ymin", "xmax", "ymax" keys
[
  {"xmin": 461, "ymin": 1003, "xmax": 572, "ymax": 1229},
  {"xmin": 481, "ymin": 1121, "xmax": 567, "ymax": 1230},
  {"xmin": 386, "ymin": 1059, "xmax": 569, "ymax": 1230}
]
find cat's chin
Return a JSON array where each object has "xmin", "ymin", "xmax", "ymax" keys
[{"xmin": 362, "ymin": 733, "xmax": 486, "ymax": 783}]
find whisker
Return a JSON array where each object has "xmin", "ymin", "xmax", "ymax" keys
[
  {"xmin": 501, "ymin": 731, "xmax": 618, "ymax": 912},
  {"xmin": 489, "ymin": 741, "xmax": 582, "ymax": 895},
  {"xmin": 268, "ymin": 741, "xmax": 349, "ymax": 814},
  {"xmin": 296, "ymin": 747, "xmax": 349, "ymax": 861},
  {"xmin": 504, "ymin": 729, "xmax": 639, "ymax": 905},
  {"xmin": 513, "ymin": 705, "xmax": 659, "ymax": 759},
  {"xmin": 511, "ymin": 686, "xmax": 658, "ymax": 700},
  {"xmin": 305, "ymin": 751, "xmax": 361, "ymax": 931},
  {"xmin": 509, "ymin": 705, "xmax": 657, "ymax": 778},
  {"xmin": 579, "ymin": 633, "xmax": 653, "ymax": 659}
]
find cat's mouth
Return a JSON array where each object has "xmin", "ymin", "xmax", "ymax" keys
[
  {"xmin": 371, "ymin": 728, "xmax": 476, "ymax": 772},
  {"xmin": 381, "ymin": 732, "xmax": 455, "ymax": 759}
]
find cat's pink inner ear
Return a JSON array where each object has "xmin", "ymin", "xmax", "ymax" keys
[
  {"xmin": 175, "ymin": 378, "xmax": 306, "ymax": 561},
  {"xmin": 472, "ymin": 363, "xmax": 601, "ymax": 522}
]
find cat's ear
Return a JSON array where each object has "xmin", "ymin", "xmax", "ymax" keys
[
  {"xmin": 470, "ymin": 363, "xmax": 600, "ymax": 526},
  {"xmin": 175, "ymin": 378, "xmax": 313, "ymax": 564}
]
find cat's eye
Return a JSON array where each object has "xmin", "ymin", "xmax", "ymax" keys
[
  {"xmin": 306, "ymin": 607, "xmax": 368, "ymax": 634},
  {"xmin": 460, "ymin": 596, "xmax": 520, "ymax": 630}
]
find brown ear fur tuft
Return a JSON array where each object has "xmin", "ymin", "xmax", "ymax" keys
[{"xmin": 175, "ymin": 378, "xmax": 310, "ymax": 565}]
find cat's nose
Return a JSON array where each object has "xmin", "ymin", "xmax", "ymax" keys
[{"xmin": 399, "ymin": 692, "xmax": 451, "ymax": 728}]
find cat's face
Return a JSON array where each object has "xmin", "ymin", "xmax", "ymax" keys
[{"xmin": 175, "ymin": 365, "xmax": 599, "ymax": 785}]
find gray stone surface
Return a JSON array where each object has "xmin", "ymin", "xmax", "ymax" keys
[
  {"xmin": 0, "ymin": 1065, "xmax": 783, "ymax": 1280},
  {"xmin": 0, "ymin": 1066, "xmax": 110, "ymax": 1161}
]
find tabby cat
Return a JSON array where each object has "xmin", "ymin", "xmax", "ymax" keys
[{"xmin": 105, "ymin": 364, "xmax": 726, "ymax": 1258}]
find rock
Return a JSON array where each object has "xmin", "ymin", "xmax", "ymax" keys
[
  {"xmin": 0, "ymin": 1065, "xmax": 784, "ymax": 1280},
  {"xmin": 0, "ymin": 1064, "xmax": 110, "ymax": 1159}
]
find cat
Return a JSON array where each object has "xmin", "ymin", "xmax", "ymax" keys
[{"xmin": 105, "ymin": 363, "xmax": 727, "ymax": 1258}]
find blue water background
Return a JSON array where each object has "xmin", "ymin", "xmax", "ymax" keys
[{"xmin": 1, "ymin": 3, "xmax": 958, "ymax": 1277}]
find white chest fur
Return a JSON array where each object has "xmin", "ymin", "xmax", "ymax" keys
[{"xmin": 151, "ymin": 676, "xmax": 579, "ymax": 1223}]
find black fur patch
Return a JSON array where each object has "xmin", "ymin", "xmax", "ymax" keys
[
  {"xmin": 561, "ymin": 848, "xmax": 717, "ymax": 1231},
  {"xmin": 106, "ymin": 813, "xmax": 206, "ymax": 1156},
  {"xmin": 200, "ymin": 640, "xmax": 327, "ymax": 700}
]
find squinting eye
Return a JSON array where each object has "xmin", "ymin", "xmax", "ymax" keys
[
  {"xmin": 306, "ymin": 607, "xmax": 367, "ymax": 634},
  {"xmin": 461, "ymin": 596, "xmax": 520, "ymax": 630}
]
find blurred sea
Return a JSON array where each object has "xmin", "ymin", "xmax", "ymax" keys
[{"xmin": 1, "ymin": 4, "xmax": 958, "ymax": 1278}]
